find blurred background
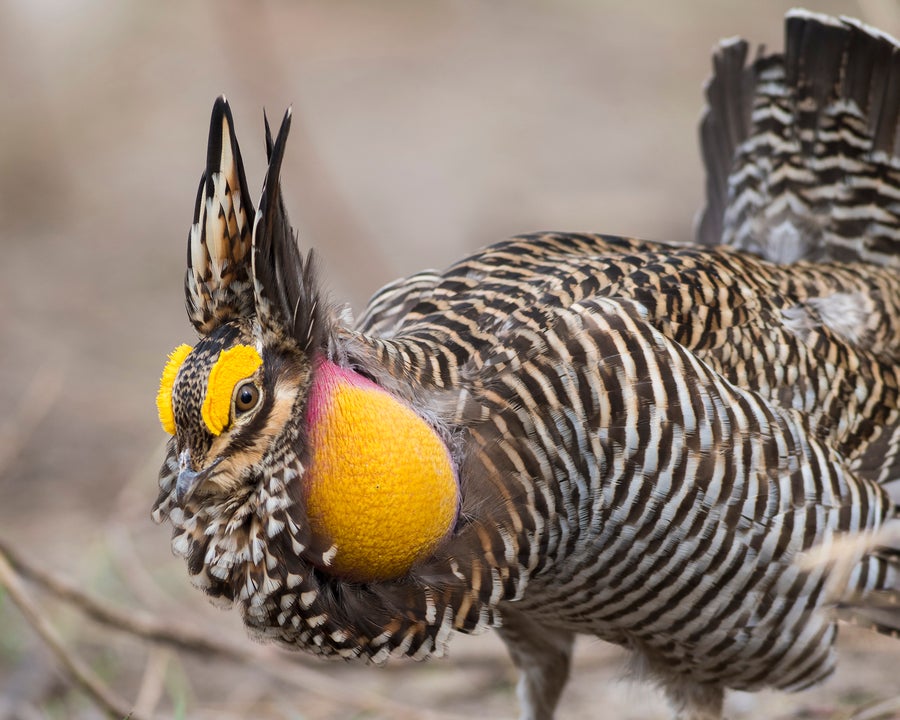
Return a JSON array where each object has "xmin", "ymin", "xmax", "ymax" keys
[{"xmin": 1, "ymin": 1, "xmax": 899, "ymax": 718}]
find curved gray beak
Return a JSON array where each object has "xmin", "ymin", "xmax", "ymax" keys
[
  {"xmin": 175, "ymin": 449, "xmax": 222, "ymax": 505},
  {"xmin": 175, "ymin": 449, "xmax": 201, "ymax": 505}
]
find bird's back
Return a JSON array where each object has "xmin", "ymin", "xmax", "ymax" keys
[
  {"xmin": 349, "ymin": 8, "xmax": 900, "ymax": 710},
  {"xmin": 360, "ymin": 231, "xmax": 899, "ymax": 479}
]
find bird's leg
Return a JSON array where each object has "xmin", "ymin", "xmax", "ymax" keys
[
  {"xmin": 626, "ymin": 642, "xmax": 725, "ymax": 719},
  {"xmin": 496, "ymin": 606, "xmax": 575, "ymax": 720},
  {"xmin": 663, "ymin": 680, "xmax": 724, "ymax": 720}
]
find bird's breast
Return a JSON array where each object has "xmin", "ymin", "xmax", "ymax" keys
[{"xmin": 302, "ymin": 359, "xmax": 459, "ymax": 582}]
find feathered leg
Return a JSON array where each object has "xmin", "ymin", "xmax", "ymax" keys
[
  {"xmin": 628, "ymin": 648, "xmax": 724, "ymax": 720},
  {"xmin": 497, "ymin": 607, "xmax": 575, "ymax": 720},
  {"xmin": 664, "ymin": 682, "xmax": 724, "ymax": 720}
]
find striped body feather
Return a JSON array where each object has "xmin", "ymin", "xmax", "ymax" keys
[{"xmin": 348, "ymin": 232, "xmax": 899, "ymax": 693}]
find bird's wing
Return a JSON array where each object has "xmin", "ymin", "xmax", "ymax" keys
[
  {"xmin": 467, "ymin": 293, "xmax": 899, "ymax": 656},
  {"xmin": 355, "ymin": 270, "xmax": 445, "ymax": 336}
]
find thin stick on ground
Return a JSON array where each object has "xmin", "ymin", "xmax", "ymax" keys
[
  {"xmin": 0, "ymin": 547, "xmax": 149, "ymax": 720},
  {"xmin": 0, "ymin": 535, "xmax": 248, "ymax": 661},
  {"xmin": 132, "ymin": 646, "xmax": 170, "ymax": 718},
  {"xmin": 848, "ymin": 693, "xmax": 900, "ymax": 720},
  {"xmin": 0, "ymin": 537, "xmax": 471, "ymax": 720}
]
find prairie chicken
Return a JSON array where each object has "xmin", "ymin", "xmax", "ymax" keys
[{"xmin": 153, "ymin": 10, "xmax": 900, "ymax": 720}]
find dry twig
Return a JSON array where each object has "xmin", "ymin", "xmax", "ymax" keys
[
  {"xmin": 0, "ymin": 536, "xmax": 470, "ymax": 720},
  {"xmin": 0, "ymin": 546, "xmax": 147, "ymax": 720},
  {"xmin": 848, "ymin": 693, "xmax": 900, "ymax": 720},
  {"xmin": 0, "ymin": 362, "xmax": 63, "ymax": 475}
]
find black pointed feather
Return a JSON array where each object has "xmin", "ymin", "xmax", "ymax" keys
[
  {"xmin": 206, "ymin": 96, "xmax": 256, "ymax": 228},
  {"xmin": 264, "ymin": 110, "xmax": 275, "ymax": 160},
  {"xmin": 252, "ymin": 107, "xmax": 323, "ymax": 352},
  {"xmin": 695, "ymin": 38, "xmax": 755, "ymax": 247},
  {"xmin": 184, "ymin": 174, "xmax": 208, "ymax": 318}
]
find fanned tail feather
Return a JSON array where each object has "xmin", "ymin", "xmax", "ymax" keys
[
  {"xmin": 838, "ymin": 541, "xmax": 900, "ymax": 638},
  {"xmin": 697, "ymin": 10, "xmax": 900, "ymax": 266}
]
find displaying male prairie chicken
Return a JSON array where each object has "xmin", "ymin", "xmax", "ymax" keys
[{"xmin": 153, "ymin": 10, "xmax": 900, "ymax": 720}]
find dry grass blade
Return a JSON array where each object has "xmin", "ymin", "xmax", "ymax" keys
[
  {"xmin": 132, "ymin": 646, "xmax": 170, "ymax": 718},
  {"xmin": 0, "ymin": 546, "xmax": 148, "ymax": 720},
  {"xmin": 0, "ymin": 362, "xmax": 64, "ymax": 476},
  {"xmin": 0, "ymin": 536, "xmax": 471, "ymax": 720},
  {"xmin": 848, "ymin": 694, "xmax": 900, "ymax": 720}
]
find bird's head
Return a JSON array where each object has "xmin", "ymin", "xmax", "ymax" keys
[
  {"xmin": 156, "ymin": 320, "xmax": 311, "ymax": 511},
  {"xmin": 151, "ymin": 98, "xmax": 461, "ymax": 638}
]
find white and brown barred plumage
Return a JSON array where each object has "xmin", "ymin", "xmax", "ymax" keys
[{"xmin": 153, "ymin": 10, "xmax": 900, "ymax": 720}]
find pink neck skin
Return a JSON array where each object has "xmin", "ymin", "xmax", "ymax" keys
[{"xmin": 304, "ymin": 358, "xmax": 383, "ymax": 431}]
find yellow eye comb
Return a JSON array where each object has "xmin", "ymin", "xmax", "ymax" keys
[
  {"xmin": 157, "ymin": 344, "xmax": 193, "ymax": 434},
  {"xmin": 201, "ymin": 345, "xmax": 263, "ymax": 435}
]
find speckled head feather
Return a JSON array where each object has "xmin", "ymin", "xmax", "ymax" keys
[{"xmin": 186, "ymin": 96, "xmax": 257, "ymax": 334}]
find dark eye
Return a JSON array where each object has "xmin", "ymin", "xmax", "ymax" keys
[{"xmin": 234, "ymin": 382, "xmax": 261, "ymax": 414}]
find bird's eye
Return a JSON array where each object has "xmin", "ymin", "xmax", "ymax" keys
[{"xmin": 234, "ymin": 382, "xmax": 261, "ymax": 414}]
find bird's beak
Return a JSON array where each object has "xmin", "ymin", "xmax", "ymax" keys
[
  {"xmin": 175, "ymin": 449, "xmax": 201, "ymax": 505},
  {"xmin": 175, "ymin": 449, "xmax": 222, "ymax": 505}
]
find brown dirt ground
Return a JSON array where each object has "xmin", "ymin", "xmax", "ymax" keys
[{"xmin": 1, "ymin": 1, "xmax": 899, "ymax": 718}]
